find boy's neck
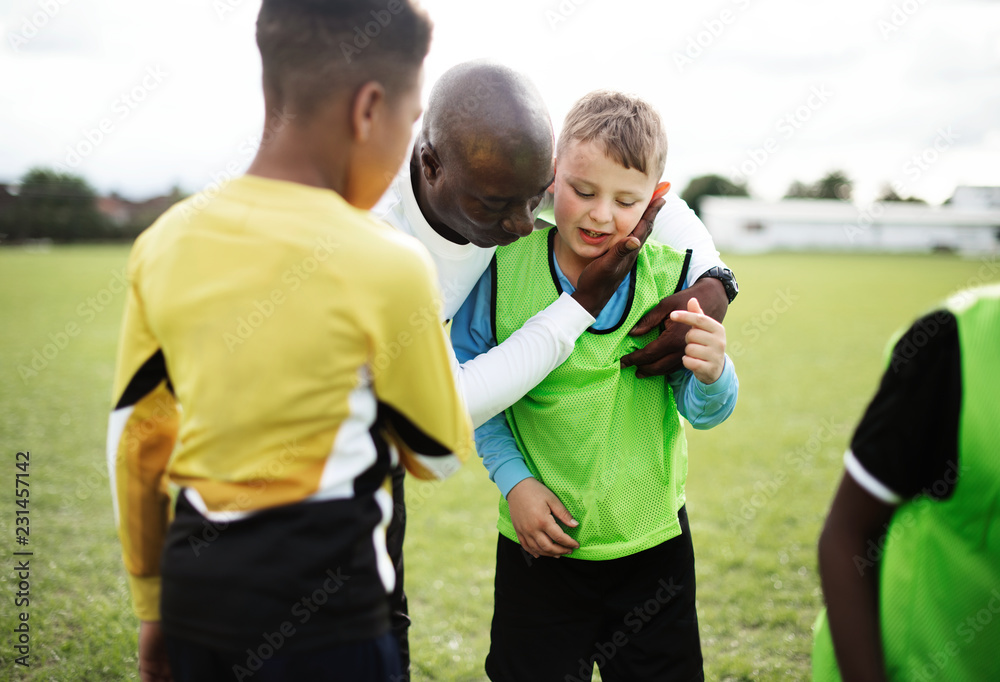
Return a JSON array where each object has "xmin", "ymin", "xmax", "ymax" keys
[
  {"xmin": 246, "ymin": 113, "xmax": 350, "ymax": 196},
  {"xmin": 552, "ymin": 232, "xmax": 596, "ymax": 289}
]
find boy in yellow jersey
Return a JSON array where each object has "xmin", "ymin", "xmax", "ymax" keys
[
  {"xmin": 107, "ymin": 2, "xmax": 472, "ymax": 681},
  {"xmin": 452, "ymin": 91, "xmax": 738, "ymax": 680}
]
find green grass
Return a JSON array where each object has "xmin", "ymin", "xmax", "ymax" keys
[{"xmin": 0, "ymin": 246, "xmax": 996, "ymax": 681}]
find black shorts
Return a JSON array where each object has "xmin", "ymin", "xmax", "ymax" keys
[
  {"xmin": 166, "ymin": 631, "xmax": 401, "ymax": 682},
  {"xmin": 486, "ymin": 507, "xmax": 703, "ymax": 682}
]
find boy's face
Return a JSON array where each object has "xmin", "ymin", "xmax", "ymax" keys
[{"xmin": 552, "ymin": 139, "xmax": 657, "ymax": 262}]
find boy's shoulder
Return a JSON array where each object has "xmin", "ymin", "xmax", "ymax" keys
[
  {"xmin": 642, "ymin": 237, "xmax": 684, "ymax": 256},
  {"xmin": 131, "ymin": 176, "xmax": 434, "ymax": 271},
  {"xmin": 367, "ymin": 216, "xmax": 441, "ymax": 280}
]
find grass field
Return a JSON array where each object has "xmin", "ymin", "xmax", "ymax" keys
[{"xmin": 0, "ymin": 245, "xmax": 996, "ymax": 681}]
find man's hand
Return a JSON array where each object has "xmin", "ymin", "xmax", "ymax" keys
[
  {"xmin": 571, "ymin": 196, "xmax": 662, "ymax": 317},
  {"xmin": 139, "ymin": 620, "xmax": 173, "ymax": 682},
  {"xmin": 621, "ymin": 276, "xmax": 727, "ymax": 378},
  {"xmin": 506, "ymin": 477, "xmax": 580, "ymax": 559}
]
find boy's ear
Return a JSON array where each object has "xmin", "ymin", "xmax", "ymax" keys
[
  {"xmin": 351, "ymin": 81, "xmax": 386, "ymax": 143},
  {"xmin": 419, "ymin": 143, "xmax": 443, "ymax": 186},
  {"xmin": 548, "ymin": 158, "xmax": 557, "ymax": 194}
]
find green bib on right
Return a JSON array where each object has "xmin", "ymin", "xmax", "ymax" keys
[
  {"xmin": 813, "ymin": 284, "xmax": 1000, "ymax": 681},
  {"xmin": 493, "ymin": 227, "xmax": 691, "ymax": 560}
]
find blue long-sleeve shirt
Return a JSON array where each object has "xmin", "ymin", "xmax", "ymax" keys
[{"xmin": 451, "ymin": 250, "xmax": 739, "ymax": 498}]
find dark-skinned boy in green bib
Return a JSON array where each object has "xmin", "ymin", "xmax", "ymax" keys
[{"xmin": 814, "ymin": 284, "xmax": 1000, "ymax": 681}]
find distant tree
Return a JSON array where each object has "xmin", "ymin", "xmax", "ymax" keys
[
  {"xmin": 680, "ymin": 174, "xmax": 749, "ymax": 217},
  {"xmin": 8, "ymin": 167, "xmax": 109, "ymax": 242},
  {"xmin": 784, "ymin": 170, "xmax": 852, "ymax": 201},
  {"xmin": 876, "ymin": 184, "xmax": 926, "ymax": 204},
  {"xmin": 815, "ymin": 171, "xmax": 852, "ymax": 200},
  {"xmin": 0, "ymin": 186, "xmax": 17, "ymax": 243},
  {"xmin": 784, "ymin": 180, "xmax": 813, "ymax": 199}
]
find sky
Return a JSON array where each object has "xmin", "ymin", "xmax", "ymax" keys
[{"xmin": 1, "ymin": 0, "xmax": 998, "ymax": 205}]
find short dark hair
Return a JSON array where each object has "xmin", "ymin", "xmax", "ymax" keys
[
  {"xmin": 558, "ymin": 90, "xmax": 667, "ymax": 179},
  {"xmin": 256, "ymin": 0, "xmax": 432, "ymax": 117}
]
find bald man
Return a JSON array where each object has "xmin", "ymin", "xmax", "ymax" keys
[{"xmin": 373, "ymin": 61, "xmax": 737, "ymax": 678}]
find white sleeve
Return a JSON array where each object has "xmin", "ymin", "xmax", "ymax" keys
[
  {"xmin": 451, "ymin": 293, "xmax": 594, "ymax": 429},
  {"xmin": 844, "ymin": 449, "xmax": 903, "ymax": 505},
  {"xmin": 648, "ymin": 192, "xmax": 727, "ymax": 287}
]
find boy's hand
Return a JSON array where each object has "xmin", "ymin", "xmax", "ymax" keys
[
  {"xmin": 669, "ymin": 297, "xmax": 727, "ymax": 384},
  {"xmin": 621, "ymin": 277, "xmax": 727, "ymax": 378},
  {"xmin": 571, "ymin": 195, "xmax": 661, "ymax": 317},
  {"xmin": 138, "ymin": 620, "xmax": 174, "ymax": 682},
  {"xmin": 506, "ymin": 478, "xmax": 580, "ymax": 558}
]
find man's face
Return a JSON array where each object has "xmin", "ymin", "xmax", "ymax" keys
[{"xmin": 424, "ymin": 143, "xmax": 555, "ymax": 248}]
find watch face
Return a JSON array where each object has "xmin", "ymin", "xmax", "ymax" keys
[{"xmin": 718, "ymin": 268, "xmax": 738, "ymax": 302}]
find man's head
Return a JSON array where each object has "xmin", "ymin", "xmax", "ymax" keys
[
  {"xmin": 552, "ymin": 91, "xmax": 667, "ymax": 264},
  {"xmin": 255, "ymin": 0, "xmax": 432, "ymax": 208},
  {"xmin": 414, "ymin": 61, "xmax": 555, "ymax": 248}
]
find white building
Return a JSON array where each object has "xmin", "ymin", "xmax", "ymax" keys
[
  {"xmin": 950, "ymin": 186, "xmax": 1000, "ymax": 210},
  {"xmin": 701, "ymin": 195, "xmax": 1000, "ymax": 254}
]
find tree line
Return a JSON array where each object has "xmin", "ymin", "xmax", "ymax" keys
[
  {"xmin": 0, "ymin": 168, "xmax": 185, "ymax": 243},
  {"xmin": 0, "ymin": 166, "xmax": 928, "ymax": 243},
  {"xmin": 681, "ymin": 170, "xmax": 926, "ymax": 218}
]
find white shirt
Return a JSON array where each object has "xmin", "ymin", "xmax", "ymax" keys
[{"xmin": 372, "ymin": 154, "xmax": 728, "ymax": 428}]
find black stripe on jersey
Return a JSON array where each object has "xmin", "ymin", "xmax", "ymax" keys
[
  {"xmin": 356, "ymin": 418, "xmax": 394, "ymax": 497},
  {"xmin": 490, "ymin": 254, "xmax": 499, "ymax": 348},
  {"xmin": 378, "ymin": 401, "xmax": 452, "ymax": 457},
  {"xmin": 115, "ymin": 350, "xmax": 174, "ymax": 410},
  {"xmin": 674, "ymin": 249, "xmax": 693, "ymax": 295}
]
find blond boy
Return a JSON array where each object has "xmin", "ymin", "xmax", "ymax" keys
[{"xmin": 452, "ymin": 91, "xmax": 738, "ymax": 680}]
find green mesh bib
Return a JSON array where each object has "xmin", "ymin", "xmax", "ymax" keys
[
  {"xmin": 493, "ymin": 227, "xmax": 691, "ymax": 560},
  {"xmin": 813, "ymin": 284, "xmax": 1000, "ymax": 681}
]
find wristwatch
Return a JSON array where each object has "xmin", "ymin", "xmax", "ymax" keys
[{"xmin": 696, "ymin": 266, "xmax": 739, "ymax": 303}]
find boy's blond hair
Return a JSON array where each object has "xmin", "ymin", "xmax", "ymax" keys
[{"xmin": 557, "ymin": 90, "xmax": 667, "ymax": 180}]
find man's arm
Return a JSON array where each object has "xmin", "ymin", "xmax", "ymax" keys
[
  {"xmin": 107, "ymin": 244, "xmax": 180, "ymax": 681},
  {"xmin": 622, "ymin": 192, "xmax": 735, "ymax": 377},
  {"xmin": 452, "ymin": 275, "xmax": 581, "ymax": 558},
  {"xmin": 651, "ymin": 192, "xmax": 727, "ymax": 286},
  {"xmin": 450, "ymin": 287, "xmax": 593, "ymax": 429},
  {"xmin": 451, "ymin": 198, "xmax": 660, "ymax": 428},
  {"xmin": 624, "ymin": 277, "xmax": 728, "ymax": 378}
]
